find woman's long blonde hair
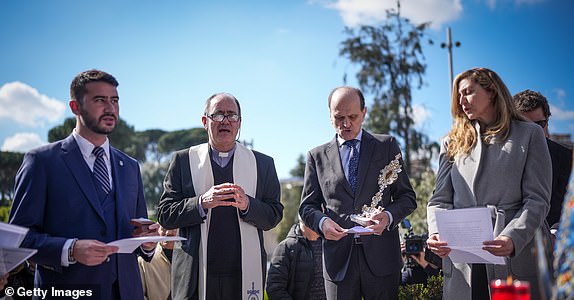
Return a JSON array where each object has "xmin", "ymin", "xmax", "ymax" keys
[{"xmin": 446, "ymin": 67, "xmax": 524, "ymax": 159}]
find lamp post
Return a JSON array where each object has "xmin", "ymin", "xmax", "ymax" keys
[{"xmin": 440, "ymin": 27, "xmax": 461, "ymax": 92}]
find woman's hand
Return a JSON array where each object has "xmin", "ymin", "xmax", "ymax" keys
[
  {"xmin": 483, "ymin": 235, "xmax": 514, "ymax": 257},
  {"xmin": 426, "ymin": 233, "xmax": 451, "ymax": 258}
]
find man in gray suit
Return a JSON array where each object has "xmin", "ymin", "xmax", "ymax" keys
[
  {"xmin": 157, "ymin": 93, "xmax": 283, "ymax": 300},
  {"xmin": 299, "ymin": 86, "xmax": 417, "ymax": 300}
]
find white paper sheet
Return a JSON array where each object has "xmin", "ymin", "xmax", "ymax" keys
[
  {"xmin": 345, "ymin": 226, "xmax": 374, "ymax": 234},
  {"xmin": 107, "ymin": 236, "xmax": 186, "ymax": 253},
  {"xmin": 0, "ymin": 247, "xmax": 37, "ymax": 274},
  {"xmin": 436, "ymin": 207, "xmax": 505, "ymax": 265},
  {"xmin": 0, "ymin": 222, "xmax": 29, "ymax": 248}
]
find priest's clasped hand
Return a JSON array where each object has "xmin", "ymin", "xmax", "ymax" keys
[{"xmin": 200, "ymin": 182, "xmax": 250, "ymax": 211}]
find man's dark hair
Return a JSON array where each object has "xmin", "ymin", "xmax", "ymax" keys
[
  {"xmin": 328, "ymin": 86, "xmax": 365, "ymax": 110},
  {"xmin": 70, "ymin": 69, "xmax": 119, "ymax": 104},
  {"xmin": 513, "ymin": 89, "xmax": 551, "ymax": 119}
]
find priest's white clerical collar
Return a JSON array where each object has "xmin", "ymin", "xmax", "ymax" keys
[
  {"xmin": 210, "ymin": 145, "xmax": 237, "ymax": 167},
  {"xmin": 211, "ymin": 145, "xmax": 236, "ymax": 157}
]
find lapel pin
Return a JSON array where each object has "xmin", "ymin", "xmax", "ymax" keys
[{"xmin": 119, "ymin": 160, "xmax": 124, "ymax": 166}]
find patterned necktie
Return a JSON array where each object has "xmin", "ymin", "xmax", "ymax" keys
[
  {"xmin": 344, "ymin": 139, "xmax": 359, "ymax": 193},
  {"xmin": 92, "ymin": 146, "xmax": 111, "ymax": 194}
]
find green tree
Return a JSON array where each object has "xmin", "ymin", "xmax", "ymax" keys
[
  {"xmin": 398, "ymin": 274, "xmax": 442, "ymax": 299},
  {"xmin": 138, "ymin": 129, "xmax": 167, "ymax": 163},
  {"xmin": 142, "ymin": 127, "xmax": 207, "ymax": 216},
  {"xmin": 274, "ymin": 154, "xmax": 307, "ymax": 242},
  {"xmin": 157, "ymin": 128, "xmax": 208, "ymax": 154},
  {"xmin": 0, "ymin": 151, "xmax": 24, "ymax": 205},
  {"xmin": 48, "ymin": 117, "xmax": 147, "ymax": 162},
  {"xmin": 289, "ymin": 154, "xmax": 306, "ymax": 178},
  {"xmin": 0, "ymin": 203, "xmax": 11, "ymax": 222},
  {"xmin": 48, "ymin": 117, "xmax": 76, "ymax": 143},
  {"xmin": 112, "ymin": 119, "xmax": 147, "ymax": 162},
  {"xmin": 339, "ymin": 0, "xmax": 431, "ymax": 176},
  {"xmin": 141, "ymin": 161, "xmax": 169, "ymax": 218},
  {"xmin": 408, "ymin": 170, "xmax": 436, "ymax": 233},
  {"xmin": 276, "ymin": 181, "xmax": 302, "ymax": 242}
]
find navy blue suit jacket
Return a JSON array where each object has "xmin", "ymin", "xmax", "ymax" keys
[{"xmin": 9, "ymin": 135, "xmax": 148, "ymax": 299}]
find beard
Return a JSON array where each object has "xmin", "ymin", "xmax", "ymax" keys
[{"xmin": 79, "ymin": 108, "xmax": 117, "ymax": 135}]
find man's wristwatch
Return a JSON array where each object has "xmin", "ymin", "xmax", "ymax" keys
[{"xmin": 68, "ymin": 238, "xmax": 78, "ymax": 264}]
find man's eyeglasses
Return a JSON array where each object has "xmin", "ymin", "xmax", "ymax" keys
[
  {"xmin": 206, "ymin": 113, "xmax": 241, "ymax": 122},
  {"xmin": 533, "ymin": 119, "xmax": 548, "ymax": 128}
]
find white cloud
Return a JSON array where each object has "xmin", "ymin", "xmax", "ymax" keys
[
  {"xmin": 320, "ymin": 0, "xmax": 463, "ymax": 30},
  {"xmin": 276, "ymin": 28, "xmax": 290, "ymax": 35},
  {"xmin": 412, "ymin": 104, "xmax": 431, "ymax": 129},
  {"xmin": 486, "ymin": 0, "xmax": 497, "ymax": 9},
  {"xmin": 486, "ymin": 0, "xmax": 546, "ymax": 10},
  {"xmin": 1, "ymin": 132, "xmax": 46, "ymax": 152},
  {"xmin": 0, "ymin": 81, "xmax": 66, "ymax": 127},
  {"xmin": 515, "ymin": 0, "xmax": 546, "ymax": 4},
  {"xmin": 320, "ymin": 0, "xmax": 544, "ymax": 29},
  {"xmin": 550, "ymin": 104, "xmax": 574, "ymax": 121},
  {"xmin": 553, "ymin": 88, "xmax": 566, "ymax": 102}
]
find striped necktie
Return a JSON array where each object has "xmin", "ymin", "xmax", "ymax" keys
[
  {"xmin": 344, "ymin": 139, "xmax": 359, "ymax": 193},
  {"xmin": 92, "ymin": 146, "xmax": 111, "ymax": 194}
]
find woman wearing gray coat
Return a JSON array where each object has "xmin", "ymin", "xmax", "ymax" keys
[{"xmin": 426, "ymin": 67, "xmax": 552, "ymax": 300}]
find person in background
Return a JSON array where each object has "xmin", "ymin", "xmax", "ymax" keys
[
  {"xmin": 157, "ymin": 93, "xmax": 283, "ymax": 300},
  {"xmin": 513, "ymin": 89, "xmax": 573, "ymax": 238},
  {"xmin": 299, "ymin": 86, "xmax": 417, "ymax": 300},
  {"xmin": 426, "ymin": 68, "xmax": 552, "ymax": 300},
  {"xmin": 8, "ymin": 69, "xmax": 156, "ymax": 299},
  {"xmin": 138, "ymin": 225, "xmax": 177, "ymax": 300},
  {"xmin": 400, "ymin": 245, "xmax": 440, "ymax": 286},
  {"xmin": 3, "ymin": 261, "xmax": 35, "ymax": 300},
  {"xmin": 266, "ymin": 218, "xmax": 327, "ymax": 300}
]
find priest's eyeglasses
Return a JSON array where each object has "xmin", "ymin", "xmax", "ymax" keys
[{"xmin": 206, "ymin": 113, "xmax": 241, "ymax": 122}]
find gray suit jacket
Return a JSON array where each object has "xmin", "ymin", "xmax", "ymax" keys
[
  {"xmin": 427, "ymin": 120, "xmax": 552, "ymax": 300},
  {"xmin": 299, "ymin": 130, "xmax": 417, "ymax": 282},
  {"xmin": 157, "ymin": 145, "xmax": 283, "ymax": 300}
]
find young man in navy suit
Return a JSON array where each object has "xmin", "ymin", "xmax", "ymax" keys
[{"xmin": 9, "ymin": 69, "xmax": 155, "ymax": 299}]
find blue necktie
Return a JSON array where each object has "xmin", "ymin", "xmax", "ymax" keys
[
  {"xmin": 344, "ymin": 139, "xmax": 359, "ymax": 193},
  {"xmin": 92, "ymin": 146, "xmax": 111, "ymax": 194}
]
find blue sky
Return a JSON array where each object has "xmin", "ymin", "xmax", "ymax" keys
[{"xmin": 1, "ymin": 0, "xmax": 573, "ymax": 179}]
